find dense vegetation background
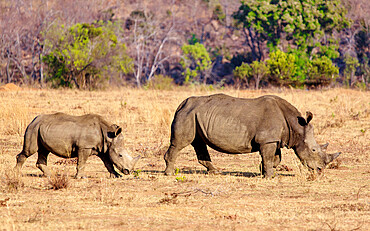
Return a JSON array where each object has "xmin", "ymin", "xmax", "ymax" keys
[{"xmin": 0, "ymin": 0, "xmax": 369, "ymax": 89}]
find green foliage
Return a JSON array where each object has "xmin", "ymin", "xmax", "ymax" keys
[
  {"xmin": 233, "ymin": 61, "xmax": 267, "ymax": 89},
  {"xmin": 175, "ymin": 176, "xmax": 187, "ymax": 182},
  {"xmin": 212, "ymin": 4, "xmax": 226, "ymax": 24},
  {"xmin": 43, "ymin": 20, "xmax": 133, "ymax": 89},
  {"xmin": 180, "ymin": 43, "xmax": 212, "ymax": 84},
  {"xmin": 233, "ymin": 0, "xmax": 349, "ymax": 87},
  {"xmin": 233, "ymin": 63, "xmax": 251, "ymax": 83},
  {"xmin": 265, "ymin": 49, "xmax": 338, "ymax": 87},
  {"xmin": 133, "ymin": 169, "xmax": 142, "ymax": 178},
  {"xmin": 266, "ymin": 50, "xmax": 296, "ymax": 85},
  {"xmin": 306, "ymin": 56, "xmax": 339, "ymax": 85},
  {"xmin": 188, "ymin": 34, "xmax": 200, "ymax": 45},
  {"xmin": 233, "ymin": 0, "xmax": 350, "ymax": 50}
]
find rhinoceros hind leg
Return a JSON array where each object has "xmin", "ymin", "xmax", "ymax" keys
[
  {"xmin": 191, "ymin": 134, "xmax": 219, "ymax": 174},
  {"xmin": 260, "ymin": 142, "xmax": 278, "ymax": 178},
  {"xmin": 36, "ymin": 149, "xmax": 51, "ymax": 177},
  {"xmin": 14, "ymin": 151, "xmax": 29, "ymax": 173},
  {"xmin": 164, "ymin": 144, "xmax": 184, "ymax": 175},
  {"xmin": 97, "ymin": 154, "xmax": 122, "ymax": 178}
]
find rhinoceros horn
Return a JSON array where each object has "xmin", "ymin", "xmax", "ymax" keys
[
  {"xmin": 132, "ymin": 155, "xmax": 140, "ymax": 169},
  {"xmin": 324, "ymin": 152, "xmax": 341, "ymax": 165}
]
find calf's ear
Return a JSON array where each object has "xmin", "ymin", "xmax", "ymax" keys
[
  {"xmin": 306, "ymin": 111, "xmax": 313, "ymax": 124},
  {"xmin": 107, "ymin": 124, "xmax": 122, "ymax": 138},
  {"xmin": 298, "ymin": 116, "xmax": 307, "ymax": 126},
  {"xmin": 320, "ymin": 143, "xmax": 329, "ymax": 152}
]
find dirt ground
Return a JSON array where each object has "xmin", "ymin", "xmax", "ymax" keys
[{"xmin": 0, "ymin": 87, "xmax": 369, "ymax": 230}]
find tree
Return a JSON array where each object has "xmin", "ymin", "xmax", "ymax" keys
[
  {"xmin": 233, "ymin": 62, "xmax": 251, "ymax": 88},
  {"xmin": 233, "ymin": 0, "xmax": 350, "ymax": 53},
  {"xmin": 233, "ymin": 61, "xmax": 267, "ymax": 89},
  {"xmin": 127, "ymin": 2, "xmax": 179, "ymax": 88},
  {"xmin": 266, "ymin": 50, "xmax": 296, "ymax": 86},
  {"xmin": 344, "ymin": 54, "xmax": 360, "ymax": 87},
  {"xmin": 43, "ymin": 21, "xmax": 132, "ymax": 88},
  {"xmin": 233, "ymin": 0, "xmax": 349, "ymax": 87},
  {"xmin": 306, "ymin": 56, "xmax": 339, "ymax": 86},
  {"xmin": 180, "ymin": 43, "xmax": 212, "ymax": 84}
]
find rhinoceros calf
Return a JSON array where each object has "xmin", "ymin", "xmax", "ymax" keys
[
  {"xmin": 164, "ymin": 94, "xmax": 341, "ymax": 178},
  {"xmin": 15, "ymin": 113, "xmax": 140, "ymax": 178}
]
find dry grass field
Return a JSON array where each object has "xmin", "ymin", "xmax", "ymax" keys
[{"xmin": 0, "ymin": 86, "xmax": 369, "ymax": 230}]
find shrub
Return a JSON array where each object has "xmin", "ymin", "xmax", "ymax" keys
[
  {"xmin": 1, "ymin": 171, "xmax": 24, "ymax": 193},
  {"xmin": 48, "ymin": 172, "xmax": 69, "ymax": 190},
  {"xmin": 180, "ymin": 43, "xmax": 212, "ymax": 84},
  {"xmin": 145, "ymin": 75, "xmax": 174, "ymax": 90},
  {"xmin": 266, "ymin": 50, "xmax": 296, "ymax": 86}
]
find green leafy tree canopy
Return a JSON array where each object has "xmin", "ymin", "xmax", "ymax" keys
[{"xmin": 180, "ymin": 43, "xmax": 212, "ymax": 84}]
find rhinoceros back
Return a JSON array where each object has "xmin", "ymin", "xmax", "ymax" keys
[{"xmin": 22, "ymin": 113, "xmax": 103, "ymax": 158}]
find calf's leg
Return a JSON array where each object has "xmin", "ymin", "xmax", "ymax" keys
[
  {"xmin": 75, "ymin": 149, "xmax": 90, "ymax": 179},
  {"xmin": 98, "ymin": 154, "xmax": 122, "ymax": 178}
]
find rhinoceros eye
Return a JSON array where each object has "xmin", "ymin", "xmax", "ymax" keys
[
  {"xmin": 312, "ymin": 148, "xmax": 317, "ymax": 152},
  {"xmin": 118, "ymin": 154, "xmax": 123, "ymax": 157}
]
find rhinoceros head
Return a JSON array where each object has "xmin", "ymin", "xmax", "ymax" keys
[
  {"xmin": 293, "ymin": 112, "xmax": 341, "ymax": 173},
  {"xmin": 106, "ymin": 125, "xmax": 140, "ymax": 175}
]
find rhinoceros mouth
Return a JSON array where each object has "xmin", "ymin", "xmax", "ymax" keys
[{"xmin": 122, "ymin": 169, "xmax": 130, "ymax": 175}]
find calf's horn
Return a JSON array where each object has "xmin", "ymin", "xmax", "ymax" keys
[{"xmin": 324, "ymin": 152, "xmax": 341, "ymax": 165}]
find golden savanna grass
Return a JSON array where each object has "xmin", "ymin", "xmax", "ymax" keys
[{"xmin": 0, "ymin": 87, "xmax": 369, "ymax": 230}]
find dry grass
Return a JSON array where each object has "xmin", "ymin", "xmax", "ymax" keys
[
  {"xmin": 47, "ymin": 171, "xmax": 70, "ymax": 190},
  {"xmin": 0, "ymin": 87, "xmax": 369, "ymax": 230}
]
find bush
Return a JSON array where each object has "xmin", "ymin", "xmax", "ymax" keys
[
  {"xmin": 306, "ymin": 56, "xmax": 339, "ymax": 86},
  {"xmin": 233, "ymin": 61, "xmax": 267, "ymax": 89},
  {"xmin": 266, "ymin": 50, "xmax": 296, "ymax": 86},
  {"xmin": 43, "ymin": 21, "xmax": 133, "ymax": 89},
  {"xmin": 48, "ymin": 172, "xmax": 69, "ymax": 190},
  {"xmin": 144, "ymin": 75, "xmax": 175, "ymax": 90},
  {"xmin": 180, "ymin": 43, "xmax": 212, "ymax": 84}
]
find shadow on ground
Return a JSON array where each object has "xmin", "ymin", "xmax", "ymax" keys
[{"xmin": 142, "ymin": 169, "xmax": 295, "ymax": 178}]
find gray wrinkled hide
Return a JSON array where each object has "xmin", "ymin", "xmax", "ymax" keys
[
  {"xmin": 164, "ymin": 94, "xmax": 340, "ymax": 178},
  {"xmin": 15, "ymin": 113, "xmax": 139, "ymax": 178}
]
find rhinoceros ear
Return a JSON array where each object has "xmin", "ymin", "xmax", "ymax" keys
[
  {"xmin": 306, "ymin": 111, "xmax": 313, "ymax": 124},
  {"xmin": 320, "ymin": 143, "xmax": 329, "ymax": 152},
  {"xmin": 298, "ymin": 116, "xmax": 307, "ymax": 126},
  {"xmin": 107, "ymin": 124, "xmax": 122, "ymax": 138}
]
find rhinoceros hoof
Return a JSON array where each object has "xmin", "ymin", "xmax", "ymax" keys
[
  {"xmin": 74, "ymin": 175, "xmax": 87, "ymax": 179},
  {"xmin": 208, "ymin": 169, "xmax": 222, "ymax": 175},
  {"xmin": 110, "ymin": 173, "xmax": 122, "ymax": 178}
]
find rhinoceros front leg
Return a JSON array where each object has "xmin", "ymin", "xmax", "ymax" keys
[
  {"xmin": 75, "ymin": 149, "xmax": 91, "ymax": 179},
  {"xmin": 36, "ymin": 148, "xmax": 51, "ymax": 177},
  {"xmin": 273, "ymin": 148, "xmax": 281, "ymax": 168},
  {"xmin": 97, "ymin": 154, "xmax": 122, "ymax": 178},
  {"xmin": 191, "ymin": 134, "xmax": 219, "ymax": 174},
  {"xmin": 260, "ymin": 142, "xmax": 278, "ymax": 178}
]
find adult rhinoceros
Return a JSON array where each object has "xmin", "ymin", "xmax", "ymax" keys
[
  {"xmin": 164, "ymin": 94, "xmax": 340, "ymax": 178},
  {"xmin": 15, "ymin": 113, "xmax": 140, "ymax": 178}
]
